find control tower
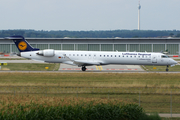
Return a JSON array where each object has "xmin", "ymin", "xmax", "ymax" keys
[{"xmin": 138, "ymin": 2, "xmax": 141, "ymax": 30}]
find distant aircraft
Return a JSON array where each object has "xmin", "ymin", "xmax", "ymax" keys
[{"xmin": 5, "ymin": 36, "xmax": 177, "ymax": 71}]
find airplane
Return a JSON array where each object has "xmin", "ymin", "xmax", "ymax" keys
[{"xmin": 5, "ymin": 35, "xmax": 177, "ymax": 72}]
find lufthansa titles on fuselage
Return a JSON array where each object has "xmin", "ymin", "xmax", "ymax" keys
[{"xmin": 122, "ymin": 53, "xmax": 151, "ymax": 56}]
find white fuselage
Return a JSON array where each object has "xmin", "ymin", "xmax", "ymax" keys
[{"xmin": 20, "ymin": 50, "xmax": 177, "ymax": 66}]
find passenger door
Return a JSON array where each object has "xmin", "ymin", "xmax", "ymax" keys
[{"xmin": 152, "ymin": 55, "xmax": 157, "ymax": 63}]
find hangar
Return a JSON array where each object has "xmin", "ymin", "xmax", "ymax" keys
[{"xmin": 0, "ymin": 38, "xmax": 179, "ymax": 56}]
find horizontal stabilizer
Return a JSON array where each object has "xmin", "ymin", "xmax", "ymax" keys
[{"xmin": 5, "ymin": 36, "xmax": 24, "ymax": 40}]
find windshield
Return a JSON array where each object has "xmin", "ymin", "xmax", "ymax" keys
[{"xmin": 161, "ymin": 55, "xmax": 169, "ymax": 58}]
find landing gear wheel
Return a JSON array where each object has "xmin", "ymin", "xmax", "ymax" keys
[
  {"xmin": 166, "ymin": 65, "xmax": 169, "ymax": 72},
  {"xmin": 81, "ymin": 66, "xmax": 86, "ymax": 71}
]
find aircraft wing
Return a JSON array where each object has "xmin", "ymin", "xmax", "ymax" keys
[
  {"xmin": 74, "ymin": 60, "xmax": 101, "ymax": 66},
  {"xmin": 63, "ymin": 54, "xmax": 101, "ymax": 66}
]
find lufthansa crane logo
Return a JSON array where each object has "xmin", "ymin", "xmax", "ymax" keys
[{"xmin": 18, "ymin": 41, "xmax": 27, "ymax": 51}]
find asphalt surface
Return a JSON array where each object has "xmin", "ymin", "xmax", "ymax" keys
[
  {"xmin": 1, "ymin": 57, "xmax": 180, "ymax": 73},
  {"xmin": 59, "ymin": 63, "xmax": 144, "ymax": 72},
  {"xmin": 0, "ymin": 59, "xmax": 145, "ymax": 72}
]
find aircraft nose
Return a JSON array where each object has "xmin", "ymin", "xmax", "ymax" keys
[{"xmin": 172, "ymin": 60, "xmax": 177, "ymax": 64}]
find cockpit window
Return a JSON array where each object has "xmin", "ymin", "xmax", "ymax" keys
[{"xmin": 161, "ymin": 55, "xmax": 169, "ymax": 58}]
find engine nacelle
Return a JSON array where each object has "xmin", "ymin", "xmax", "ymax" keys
[{"xmin": 37, "ymin": 49, "xmax": 55, "ymax": 57}]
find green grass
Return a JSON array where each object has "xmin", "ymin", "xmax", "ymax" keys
[
  {"xmin": 0, "ymin": 63, "xmax": 60, "ymax": 71},
  {"xmin": 0, "ymin": 73, "xmax": 180, "ymax": 114},
  {"xmin": 0, "ymin": 96, "xmax": 160, "ymax": 120},
  {"xmin": 0, "ymin": 58, "xmax": 27, "ymax": 60},
  {"xmin": 0, "ymin": 94, "xmax": 179, "ymax": 114},
  {"xmin": 142, "ymin": 58, "xmax": 180, "ymax": 71},
  {"xmin": 143, "ymin": 65, "xmax": 180, "ymax": 71},
  {"xmin": 0, "ymin": 73, "xmax": 180, "ymax": 87},
  {"xmin": 173, "ymin": 59, "xmax": 180, "ymax": 61}
]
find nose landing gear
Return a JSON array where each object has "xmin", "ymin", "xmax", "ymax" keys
[
  {"xmin": 166, "ymin": 65, "xmax": 169, "ymax": 72},
  {"xmin": 81, "ymin": 66, "xmax": 87, "ymax": 71}
]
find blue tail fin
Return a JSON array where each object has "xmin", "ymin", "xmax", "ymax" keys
[{"xmin": 5, "ymin": 36, "xmax": 39, "ymax": 52}]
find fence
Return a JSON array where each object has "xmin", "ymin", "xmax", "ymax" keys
[{"xmin": 0, "ymin": 86, "xmax": 180, "ymax": 114}]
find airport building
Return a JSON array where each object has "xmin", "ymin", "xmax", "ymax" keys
[{"xmin": 0, "ymin": 38, "xmax": 179, "ymax": 56}]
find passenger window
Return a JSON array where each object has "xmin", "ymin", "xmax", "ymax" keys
[
  {"xmin": 107, "ymin": 55, "xmax": 109, "ymax": 57},
  {"xmin": 115, "ymin": 55, "xmax": 116, "ymax": 57},
  {"xmin": 85, "ymin": 54, "xmax": 87, "ymax": 56},
  {"xmin": 134, "ymin": 56, "xmax": 136, "ymax": 58},
  {"xmin": 73, "ymin": 54, "xmax": 75, "ymax": 56},
  {"xmin": 126, "ymin": 56, "xmax": 128, "ymax": 57},
  {"xmin": 100, "ymin": 55, "xmax": 101, "ymax": 57},
  {"xmin": 119, "ymin": 55, "xmax": 120, "ymax": 57},
  {"xmin": 81, "ymin": 54, "xmax": 83, "ymax": 56},
  {"xmin": 69, "ymin": 54, "xmax": 71, "ymax": 56},
  {"xmin": 130, "ymin": 56, "xmax": 132, "ymax": 58},
  {"xmin": 111, "ymin": 55, "xmax": 113, "ymax": 57},
  {"xmin": 89, "ymin": 54, "xmax": 91, "ymax": 56},
  {"xmin": 77, "ymin": 54, "xmax": 79, "ymax": 56},
  {"xmin": 138, "ymin": 56, "xmax": 140, "ymax": 58},
  {"xmin": 104, "ymin": 55, "xmax": 105, "ymax": 57},
  {"xmin": 123, "ymin": 56, "xmax": 124, "ymax": 57}
]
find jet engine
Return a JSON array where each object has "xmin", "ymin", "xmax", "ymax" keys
[{"xmin": 37, "ymin": 49, "xmax": 55, "ymax": 57}]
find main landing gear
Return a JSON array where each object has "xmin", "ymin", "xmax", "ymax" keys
[
  {"xmin": 166, "ymin": 65, "xmax": 169, "ymax": 72},
  {"xmin": 81, "ymin": 66, "xmax": 87, "ymax": 71}
]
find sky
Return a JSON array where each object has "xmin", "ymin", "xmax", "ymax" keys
[{"xmin": 0, "ymin": 0, "xmax": 180, "ymax": 31}]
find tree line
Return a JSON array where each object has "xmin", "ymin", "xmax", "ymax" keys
[{"xmin": 0, "ymin": 29, "xmax": 180, "ymax": 38}]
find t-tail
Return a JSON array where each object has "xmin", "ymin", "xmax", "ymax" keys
[{"xmin": 5, "ymin": 35, "xmax": 39, "ymax": 52}]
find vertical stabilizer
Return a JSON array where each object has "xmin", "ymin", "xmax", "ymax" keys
[{"xmin": 5, "ymin": 36, "xmax": 39, "ymax": 52}]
